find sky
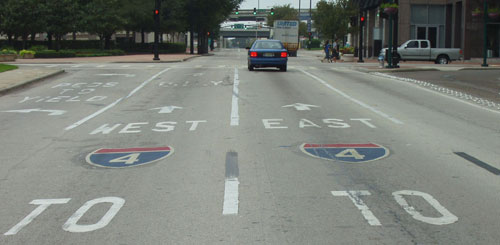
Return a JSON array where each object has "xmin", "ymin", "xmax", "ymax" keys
[{"xmin": 239, "ymin": 0, "xmax": 321, "ymax": 10}]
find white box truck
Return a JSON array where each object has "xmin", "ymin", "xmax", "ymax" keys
[{"xmin": 272, "ymin": 20, "xmax": 299, "ymax": 57}]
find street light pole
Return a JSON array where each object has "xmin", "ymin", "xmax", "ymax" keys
[
  {"xmin": 482, "ymin": 0, "xmax": 489, "ymax": 67},
  {"xmin": 298, "ymin": 0, "xmax": 301, "ymax": 46}
]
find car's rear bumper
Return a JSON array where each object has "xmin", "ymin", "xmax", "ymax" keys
[{"xmin": 249, "ymin": 57, "xmax": 287, "ymax": 66}]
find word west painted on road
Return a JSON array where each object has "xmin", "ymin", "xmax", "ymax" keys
[
  {"xmin": 159, "ymin": 80, "xmax": 226, "ymax": 88},
  {"xmin": 89, "ymin": 120, "xmax": 208, "ymax": 135},
  {"xmin": 332, "ymin": 190, "xmax": 458, "ymax": 226},
  {"xmin": 86, "ymin": 147, "xmax": 174, "ymax": 168},
  {"xmin": 262, "ymin": 118, "xmax": 377, "ymax": 129},
  {"xmin": 18, "ymin": 82, "xmax": 119, "ymax": 104},
  {"xmin": 4, "ymin": 197, "xmax": 124, "ymax": 235},
  {"xmin": 301, "ymin": 143, "xmax": 389, "ymax": 163}
]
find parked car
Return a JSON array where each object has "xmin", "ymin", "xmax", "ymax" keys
[
  {"xmin": 247, "ymin": 40, "xmax": 288, "ymax": 71},
  {"xmin": 380, "ymin": 40, "xmax": 462, "ymax": 64}
]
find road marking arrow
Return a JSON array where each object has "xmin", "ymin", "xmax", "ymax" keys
[
  {"xmin": 2, "ymin": 109, "xmax": 66, "ymax": 116},
  {"xmin": 96, "ymin": 74, "xmax": 135, "ymax": 78},
  {"xmin": 150, "ymin": 106, "xmax": 183, "ymax": 114},
  {"xmin": 282, "ymin": 103, "xmax": 320, "ymax": 111}
]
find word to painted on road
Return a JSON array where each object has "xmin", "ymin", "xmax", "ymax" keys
[
  {"xmin": 4, "ymin": 197, "xmax": 124, "ymax": 235},
  {"xmin": 86, "ymin": 147, "xmax": 173, "ymax": 168},
  {"xmin": 18, "ymin": 82, "xmax": 119, "ymax": 104},
  {"xmin": 300, "ymin": 143, "xmax": 389, "ymax": 163},
  {"xmin": 332, "ymin": 190, "xmax": 458, "ymax": 226}
]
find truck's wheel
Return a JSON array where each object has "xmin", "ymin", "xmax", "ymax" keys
[{"xmin": 436, "ymin": 55, "xmax": 450, "ymax": 64}]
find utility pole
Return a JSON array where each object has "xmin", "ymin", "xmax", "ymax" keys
[
  {"xmin": 482, "ymin": 0, "xmax": 489, "ymax": 67},
  {"xmin": 308, "ymin": 0, "xmax": 312, "ymax": 50},
  {"xmin": 358, "ymin": 11, "xmax": 364, "ymax": 63},
  {"xmin": 153, "ymin": 0, "xmax": 160, "ymax": 61},
  {"xmin": 298, "ymin": 0, "xmax": 301, "ymax": 46}
]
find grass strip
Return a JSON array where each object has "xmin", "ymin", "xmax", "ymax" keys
[{"xmin": 0, "ymin": 64, "xmax": 18, "ymax": 73}]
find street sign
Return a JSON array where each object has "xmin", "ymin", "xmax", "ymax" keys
[
  {"xmin": 86, "ymin": 147, "xmax": 173, "ymax": 168},
  {"xmin": 300, "ymin": 143, "xmax": 389, "ymax": 163}
]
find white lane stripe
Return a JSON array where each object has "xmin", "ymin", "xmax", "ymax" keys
[
  {"xmin": 299, "ymin": 69, "xmax": 404, "ymax": 125},
  {"xmin": 46, "ymin": 65, "xmax": 58, "ymax": 68},
  {"xmin": 96, "ymin": 65, "xmax": 106, "ymax": 68},
  {"xmin": 222, "ymin": 178, "xmax": 239, "ymax": 215},
  {"xmin": 71, "ymin": 65, "xmax": 82, "ymax": 68},
  {"xmin": 65, "ymin": 68, "xmax": 171, "ymax": 131},
  {"xmin": 230, "ymin": 68, "xmax": 240, "ymax": 126}
]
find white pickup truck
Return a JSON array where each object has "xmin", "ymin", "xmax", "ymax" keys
[{"xmin": 380, "ymin": 40, "xmax": 462, "ymax": 64}]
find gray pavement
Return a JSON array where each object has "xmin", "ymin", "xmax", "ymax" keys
[{"xmin": 0, "ymin": 49, "xmax": 500, "ymax": 244}]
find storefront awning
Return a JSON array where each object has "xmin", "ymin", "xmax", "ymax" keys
[{"xmin": 353, "ymin": 0, "xmax": 382, "ymax": 10}]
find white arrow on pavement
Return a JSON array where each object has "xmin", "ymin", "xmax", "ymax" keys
[
  {"xmin": 96, "ymin": 74, "xmax": 136, "ymax": 78},
  {"xmin": 2, "ymin": 109, "xmax": 66, "ymax": 116},
  {"xmin": 282, "ymin": 103, "xmax": 320, "ymax": 111},
  {"xmin": 150, "ymin": 106, "xmax": 183, "ymax": 114}
]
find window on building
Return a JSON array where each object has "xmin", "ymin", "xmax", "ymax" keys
[{"xmin": 410, "ymin": 5, "xmax": 446, "ymax": 48}]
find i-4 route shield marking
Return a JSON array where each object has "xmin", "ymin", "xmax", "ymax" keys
[
  {"xmin": 86, "ymin": 147, "xmax": 174, "ymax": 168},
  {"xmin": 300, "ymin": 143, "xmax": 389, "ymax": 163}
]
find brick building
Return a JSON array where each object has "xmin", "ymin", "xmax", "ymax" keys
[{"xmin": 352, "ymin": 0, "xmax": 500, "ymax": 59}]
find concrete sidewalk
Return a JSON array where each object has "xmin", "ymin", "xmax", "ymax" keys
[
  {"xmin": 0, "ymin": 67, "xmax": 64, "ymax": 95},
  {"xmin": 6, "ymin": 53, "xmax": 200, "ymax": 64}
]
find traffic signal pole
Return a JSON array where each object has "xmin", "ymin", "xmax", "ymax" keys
[
  {"xmin": 153, "ymin": 0, "xmax": 160, "ymax": 61},
  {"xmin": 358, "ymin": 11, "xmax": 364, "ymax": 63}
]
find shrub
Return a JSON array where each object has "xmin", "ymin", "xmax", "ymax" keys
[
  {"xmin": 380, "ymin": 3, "xmax": 398, "ymax": 9},
  {"xmin": 19, "ymin": 50, "xmax": 36, "ymax": 56},
  {"xmin": 340, "ymin": 47, "xmax": 355, "ymax": 54},
  {"xmin": 0, "ymin": 49, "xmax": 17, "ymax": 55},
  {"xmin": 73, "ymin": 49, "xmax": 125, "ymax": 57},
  {"xmin": 30, "ymin": 45, "xmax": 48, "ymax": 51},
  {"xmin": 310, "ymin": 39, "xmax": 321, "ymax": 48},
  {"xmin": 34, "ymin": 50, "xmax": 76, "ymax": 58}
]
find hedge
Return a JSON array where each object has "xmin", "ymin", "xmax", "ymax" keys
[
  {"xmin": 34, "ymin": 50, "xmax": 76, "ymax": 58},
  {"xmin": 0, "ymin": 40, "xmax": 186, "ymax": 54}
]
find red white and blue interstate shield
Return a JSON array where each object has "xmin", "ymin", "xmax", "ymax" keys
[
  {"xmin": 300, "ymin": 143, "xmax": 389, "ymax": 163},
  {"xmin": 86, "ymin": 147, "xmax": 174, "ymax": 168}
]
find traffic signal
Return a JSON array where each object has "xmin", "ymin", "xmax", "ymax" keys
[
  {"xmin": 308, "ymin": 32, "xmax": 312, "ymax": 37},
  {"xmin": 154, "ymin": 9, "xmax": 159, "ymax": 16},
  {"xmin": 253, "ymin": 8, "xmax": 257, "ymax": 15},
  {"xmin": 360, "ymin": 16, "xmax": 365, "ymax": 22},
  {"xmin": 270, "ymin": 8, "xmax": 274, "ymax": 15},
  {"xmin": 207, "ymin": 32, "xmax": 210, "ymax": 36},
  {"xmin": 235, "ymin": 8, "xmax": 239, "ymax": 15}
]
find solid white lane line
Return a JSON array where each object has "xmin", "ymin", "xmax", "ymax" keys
[
  {"xmin": 65, "ymin": 68, "xmax": 171, "ymax": 131},
  {"xmin": 230, "ymin": 68, "xmax": 240, "ymax": 126},
  {"xmin": 299, "ymin": 69, "xmax": 404, "ymax": 125},
  {"xmin": 96, "ymin": 65, "xmax": 106, "ymax": 68},
  {"xmin": 222, "ymin": 178, "xmax": 239, "ymax": 215}
]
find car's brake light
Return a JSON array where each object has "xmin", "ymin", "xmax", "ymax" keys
[
  {"xmin": 250, "ymin": 52, "xmax": 257, "ymax": 57},
  {"xmin": 281, "ymin": 52, "xmax": 287, "ymax": 58}
]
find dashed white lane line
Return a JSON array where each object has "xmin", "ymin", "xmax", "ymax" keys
[
  {"xmin": 230, "ymin": 68, "xmax": 240, "ymax": 126},
  {"xmin": 96, "ymin": 65, "xmax": 106, "ymax": 68},
  {"xmin": 46, "ymin": 65, "xmax": 58, "ymax": 68},
  {"xmin": 299, "ymin": 69, "xmax": 404, "ymax": 125},
  {"xmin": 71, "ymin": 65, "xmax": 82, "ymax": 68},
  {"xmin": 65, "ymin": 68, "xmax": 171, "ymax": 131},
  {"xmin": 222, "ymin": 178, "xmax": 239, "ymax": 215}
]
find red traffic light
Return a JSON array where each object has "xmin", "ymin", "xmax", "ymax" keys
[
  {"xmin": 360, "ymin": 16, "xmax": 365, "ymax": 22},
  {"xmin": 154, "ymin": 9, "xmax": 159, "ymax": 15}
]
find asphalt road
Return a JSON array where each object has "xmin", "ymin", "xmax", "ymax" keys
[{"xmin": 1, "ymin": 49, "xmax": 500, "ymax": 244}]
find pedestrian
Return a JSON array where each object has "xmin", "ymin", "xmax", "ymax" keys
[
  {"xmin": 323, "ymin": 40, "xmax": 331, "ymax": 63},
  {"xmin": 331, "ymin": 39, "xmax": 339, "ymax": 63}
]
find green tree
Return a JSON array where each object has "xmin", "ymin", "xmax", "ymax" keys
[
  {"xmin": 267, "ymin": 4, "xmax": 299, "ymax": 27},
  {"xmin": 44, "ymin": 0, "xmax": 80, "ymax": 51},
  {"xmin": 84, "ymin": 0, "xmax": 126, "ymax": 49},
  {"xmin": 3, "ymin": 0, "xmax": 45, "ymax": 49},
  {"xmin": 313, "ymin": 0, "xmax": 356, "ymax": 42},
  {"xmin": 299, "ymin": 21, "xmax": 308, "ymax": 37}
]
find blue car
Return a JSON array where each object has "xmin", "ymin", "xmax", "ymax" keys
[{"xmin": 247, "ymin": 40, "xmax": 288, "ymax": 72}]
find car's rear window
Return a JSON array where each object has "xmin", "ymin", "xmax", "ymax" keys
[{"xmin": 254, "ymin": 41, "xmax": 283, "ymax": 49}]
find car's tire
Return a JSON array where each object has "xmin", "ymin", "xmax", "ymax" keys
[
  {"xmin": 436, "ymin": 55, "xmax": 450, "ymax": 64},
  {"xmin": 280, "ymin": 65, "xmax": 287, "ymax": 72},
  {"xmin": 248, "ymin": 64, "xmax": 254, "ymax": 71}
]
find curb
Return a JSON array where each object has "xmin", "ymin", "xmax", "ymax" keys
[
  {"xmin": 358, "ymin": 67, "xmax": 439, "ymax": 73},
  {"xmin": 459, "ymin": 67, "xmax": 500, "ymax": 71},
  {"xmin": 111, "ymin": 55, "xmax": 202, "ymax": 63},
  {"xmin": 0, "ymin": 70, "xmax": 65, "ymax": 96}
]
